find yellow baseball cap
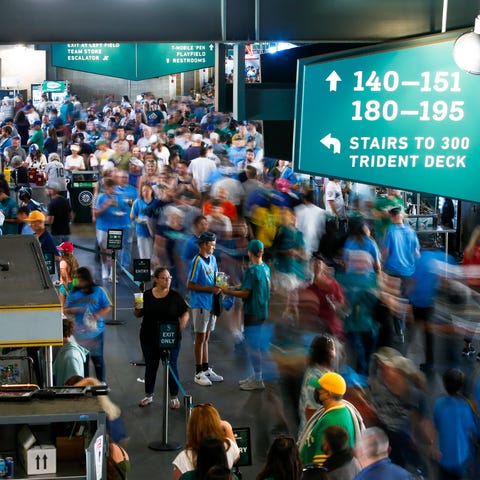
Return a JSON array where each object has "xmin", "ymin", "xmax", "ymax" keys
[
  {"xmin": 309, "ymin": 372, "xmax": 346, "ymax": 396},
  {"xmin": 27, "ymin": 210, "xmax": 45, "ymax": 222}
]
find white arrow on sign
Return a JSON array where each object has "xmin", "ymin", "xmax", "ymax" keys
[
  {"xmin": 325, "ymin": 70, "xmax": 342, "ymax": 92},
  {"xmin": 320, "ymin": 134, "xmax": 342, "ymax": 154},
  {"xmin": 209, "ymin": 44, "xmax": 215, "ymax": 51}
]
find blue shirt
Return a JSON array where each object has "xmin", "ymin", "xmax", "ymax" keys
[
  {"xmin": 116, "ymin": 184, "xmax": 137, "ymax": 204},
  {"xmin": 354, "ymin": 458, "xmax": 413, "ymax": 480},
  {"xmin": 279, "ymin": 166, "xmax": 298, "ymax": 184},
  {"xmin": 65, "ymin": 286, "xmax": 111, "ymax": 340},
  {"xmin": 60, "ymin": 102, "xmax": 74, "ymax": 123},
  {"xmin": 187, "ymin": 254, "xmax": 218, "ymax": 310},
  {"xmin": 95, "ymin": 193, "xmax": 129, "ymax": 231},
  {"xmin": 344, "ymin": 237, "xmax": 381, "ymax": 275},
  {"xmin": 384, "ymin": 224, "xmax": 420, "ymax": 277},
  {"xmin": 183, "ymin": 235, "xmax": 200, "ymax": 263},
  {"xmin": 131, "ymin": 198, "xmax": 155, "ymax": 238},
  {"xmin": 38, "ymin": 230, "xmax": 59, "ymax": 256},
  {"xmin": 433, "ymin": 395, "xmax": 478, "ymax": 470},
  {"xmin": 228, "ymin": 146, "xmax": 246, "ymax": 167},
  {"xmin": 21, "ymin": 223, "xmax": 35, "ymax": 235},
  {"xmin": 410, "ymin": 249, "xmax": 455, "ymax": 308}
]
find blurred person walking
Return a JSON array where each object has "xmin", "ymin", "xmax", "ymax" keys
[
  {"xmin": 131, "ymin": 183, "xmax": 156, "ymax": 260},
  {"xmin": 461, "ymin": 225, "xmax": 480, "ymax": 358},
  {"xmin": 409, "ymin": 233, "xmax": 455, "ymax": 371},
  {"xmin": 433, "ymin": 368, "xmax": 478, "ymax": 479},
  {"xmin": 382, "ymin": 207, "xmax": 420, "ymax": 343},
  {"xmin": 298, "ymin": 335, "xmax": 337, "ymax": 432},
  {"xmin": 93, "ymin": 178, "xmax": 129, "ymax": 282},
  {"xmin": 368, "ymin": 347, "xmax": 433, "ymax": 476},
  {"xmin": 223, "ymin": 239, "xmax": 271, "ymax": 391},
  {"xmin": 64, "ymin": 267, "xmax": 112, "ymax": 382}
]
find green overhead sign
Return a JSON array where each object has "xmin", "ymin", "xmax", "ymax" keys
[
  {"xmin": 41, "ymin": 80, "xmax": 67, "ymax": 93},
  {"xmin": 293, "ymin": 33, "xmax": 480, "ymax": 203},
  {"xmin": 51, "ymin": 43, "xmax": 215, "ymax": 81}
]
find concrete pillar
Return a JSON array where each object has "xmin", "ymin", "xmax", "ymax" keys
[
  {"xmin": 182, "ymin": 71, "xmax": 195, "ymax": 96},
  {"xmin": 233, "ymin": 43, "xmax": 245, "ymax": 121},
  {"xmin": 214, "ymin": 43, "xmax": 226, "ymax": 112}
]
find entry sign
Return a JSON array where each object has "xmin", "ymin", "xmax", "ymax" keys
[
  {"xmin": 233, "ymin": 427, "xmax": 252, "ymax": 467},
  {"xmin": 133, "ymin": 259, "xmax": 151, "ymax": 282},
  {"xmin": 107, "ymin": 229, "xmax": 123, "ymax": 250},
  {"xmin": 294, "ymin": 32, "xmax": 480, "ymax": 203}
]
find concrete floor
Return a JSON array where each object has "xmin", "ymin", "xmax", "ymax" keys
[
  {"xmin": 70, "ymin": 224, "xmax": 285, "ymax": 479},
  {"xmin": 68, "ymin": 223, "xmax": 478, "ymax": 480}
]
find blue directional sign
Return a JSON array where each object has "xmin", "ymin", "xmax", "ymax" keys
[{"xmin": 293, "ymin": 32, "xmax": 480, "ymax": 202}]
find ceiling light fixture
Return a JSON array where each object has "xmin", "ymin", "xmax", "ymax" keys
[{"xmin": 453, "ymin": 15, "xmax": 480, "ymax": 75}]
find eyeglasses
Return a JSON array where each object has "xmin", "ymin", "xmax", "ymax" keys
[{"xmin": 157, "ymin": 276, "xmax": 172, "ymax": 280}]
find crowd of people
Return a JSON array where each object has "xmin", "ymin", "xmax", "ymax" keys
[{"xmin": 2, "ymin": 92, "xmax": 480, "ymax": 479}]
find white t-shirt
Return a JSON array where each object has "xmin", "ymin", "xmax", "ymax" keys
[
  {"xmin": 153, "ymin": 146, "xmax": 170, "ymax": 167},
  {"xmin": 64, "ymin": 155, "xmax": 86, "ymax": 171},
  {"xmin": 188, "ymin": 157, "xmax": 217, "ymax": 192},
  {"xmin": 210, "ymin": 177, "xmax": 245, "ymax": 206},
  {"xmin": 26, "ymin": 154, "xmax": 47, "ymax": 170},
  {"xmin": 295, "ymin": 203, "xmax": 326, "ymax": 254},
  {"xmin": 325, "ymin": 181, "xmax": 345, "ymax": 218},
  {"xmin": 173, "ymin": 438, "xmax": 239, "ymax": 474}
]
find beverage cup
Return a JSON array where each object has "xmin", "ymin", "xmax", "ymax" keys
[{"xmin": 134, "ymin": 293, "xmax": 144, "ymax": 309}]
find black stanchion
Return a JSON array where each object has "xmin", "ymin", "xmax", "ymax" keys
[
  {"xmin": 130, "ymin": 280, "xmax": 146, "ymax": 366},
  {"xmin": 106, "ymin": 250, "xmax": 125, "ymax": 325},
  {"xmin": 184, "ymin": 395, "xmax": 193, "ymax": 433},
  {"xmin": 148, "ymin": 353, "xmax": 182, "ymax": 451}
]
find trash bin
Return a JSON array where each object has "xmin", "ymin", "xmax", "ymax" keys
[{"xmin": 69, "ymin": 171, "xmax": 97, "ymax": 223}]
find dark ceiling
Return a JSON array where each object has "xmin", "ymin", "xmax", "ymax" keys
[{"xmin": 0, "ymin": 0, "xmax": 477, "ymax": 43}]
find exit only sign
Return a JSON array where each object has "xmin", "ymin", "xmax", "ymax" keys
[{"xmin": 293, "ymin": 31, "xmax": 480, "ymax": 202}]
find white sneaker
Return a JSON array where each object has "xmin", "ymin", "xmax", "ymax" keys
[
  {"xmin": 138, "ymin": 395, "xmax": 153, "ymax": 407},
  {"xmin": 206, "ymin": 368, "xmax": 224, "ymax": 382},
  {"xmin": 101, "ymin": 265, "xmax": 109, "ymax": 280},
  {"xmin": 194, "ymin": 372, "xmax": 212, "ymax": 386},
  {"xmin": 239, "ymin": 379, "xmax": 265, "ymax": 391},
  {"xmin": 238, "ymin": 375, "xmax": 254, "ymax": 385}
]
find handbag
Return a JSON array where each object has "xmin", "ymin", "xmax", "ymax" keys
[{"xmin": 212, "ymin": 292, "xmax": 223, "ymax": 317}]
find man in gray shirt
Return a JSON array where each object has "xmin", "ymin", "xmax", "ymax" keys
[{"xmin": 4, "ymin": 135, "xmax": 26, "ymax": 167}]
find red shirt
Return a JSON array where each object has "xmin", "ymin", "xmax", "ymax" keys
[
  {"xmin": 299, "ymin": 276, "xmax": 345, "ymax": 339},
  {"xmin": 462, "ymin": 246, "xmax": 480, "ymax": 288},
  {"xmin": 203, "ymin": 200, "xmax": 238, "ymax": 222}
]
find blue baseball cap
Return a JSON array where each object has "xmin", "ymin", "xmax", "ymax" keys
[{"xmin": 196, "ymin": 231, "xmax": 216, "ymax": 244}]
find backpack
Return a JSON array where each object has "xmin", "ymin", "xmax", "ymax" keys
[{"xmin": 107, "ymin": 441, "xmax": 130, "ymax": 480}]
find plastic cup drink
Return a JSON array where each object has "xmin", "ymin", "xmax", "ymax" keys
[
  {"xmin": 216, "ymin": 272, "xmax": 229, "ymax": 288},
  {"xmin": 134, "ymin": 293, "xmax": 144, "ymax": 309}
]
